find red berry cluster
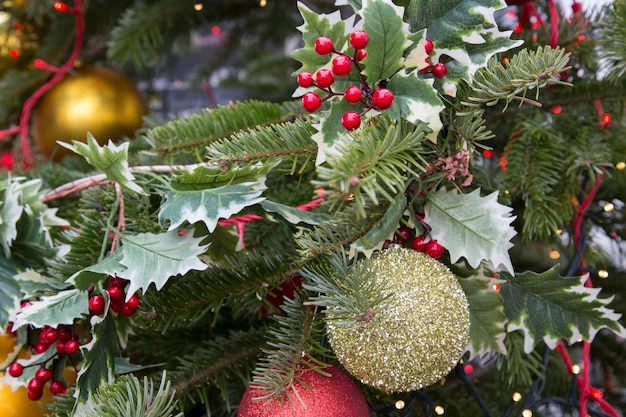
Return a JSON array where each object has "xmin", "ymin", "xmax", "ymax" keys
[
  {"xmin": 421, "ymin": 38, "xmax": 448, "ymax": 79},
  {"xmin": 298, "ymin": 30, "xmax": 395, "ymax": 131},
  {"xmin": 6, "ymin": 323, "xmax": 78, "ymax": 400},
  {"xmin": 89, "ymin": 276, "xmax": 141, "ymax": 317},
  {"xmin": 393, "ymin": 224, "xmax": 446, "ymax": 260}
]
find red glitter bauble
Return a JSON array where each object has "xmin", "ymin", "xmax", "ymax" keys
[{"xmin": 238, "ymin": 366, "xmax": 369, "ymax": 417}]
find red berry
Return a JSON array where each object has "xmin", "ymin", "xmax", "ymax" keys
[
  {"xmin": 412, "ymin": 236, "xmax": 428, "ymax": 252},
  {"xmin": 49, "ymin": 380, "xmax": 66, "ymax": 395},
  {"xmin": 432, "ymin": 62, "xmax": 447, "ymax": 78},
  {"xmin": 89, "ymin": 295, "xmax": 106, "ymax": 316},
  {"xmin": 302, "ymin": 92, "xmax": 322, "ymax": 112},
  {"xmin": 56, "ymin": 341, "xmax": 66, "ymax": 354},
  {"xmin": 426, "ymin": 240, "xmax": 445, "ymax": 259},
  {"xmin": 121, "ymin": 303, "xmax": 137, "ymax": 317},
  {"xmin": 64, "ymin": 339, "xmax": 80, "ymax": 355},
  {"xmin": 372, "ymin": 88, "xmax": 394, "ymax": 110},
  {"xmin": 43, "ymin": 328, "xmax": 58, "ymax": 344},
  {"xmin": 34, "ymin": 342, "xmax": 49, "ymax": 354},
  {"xmin": 395, "ymin": 226, "xmax": 412, "ymax": 243},
  {"xmin": 107, "ymin": 285, "xmax": 125, "ymax": 302},
  {"xmin": 297, "ymin": 71, "xmax": 314, "ymax": 88},
  {"xmin": 314, "ymin": 36, "xmax": 334, "ymax": 55},
  {"xmin": 344, "ymin": 86, "xmax": 362, "ymax": 104},
  {"xmin": 332, "ymin": 55, "xmax": 352, "ymax": 76},
  {"xmin": 315, "ymin": 69, "xmax": 335, "ymax": 88},
  {"xmin": 349, "ymin": 30, "xmax": 369, "ymax": 49},
  {"xmin": 28, "ymin": 389, "xmax": 43, "ymax": 401},
  {"xmin": 109, "ymin": 276, "xmax": 127, "ymax": 288},
  {"xmin": 8, "ymin": 363, "xmax": 24, "ymax": 377},
  {"xmin": 35, "ymin": 367, "xmax": 53, "ymax": 383},
  {"xmin": 110, "ymin": 301, "xmax": 123, "ymax": 313},
  {"xmin": 126, "ymin": 294, "xmax": 141, "ymax": 310},
  {"xmin": 341, "ymin": 111, "xmax": 361, "ymax": 131},
  {"xmin": 57, "ymin": 326, "xmax": 72, "ymax": 341},
  {"xmin": 21, "ymin": 301, "xmax": 32, "ymax": 309},
  {"xmin": 424, "ymin": 38, "xmax": 434, "ymax": 54},
  {"xmin": 356, "ymin": 49, "xmax": 367, "ymax": 61},
  {"xmin": 28, "ymin": 378, "xmax": 44, "ymax": 392}
]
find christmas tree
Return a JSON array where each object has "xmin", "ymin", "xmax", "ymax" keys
[{"xmin": 0, "ymin": 0, "xmax": 625, "ymax": 416}]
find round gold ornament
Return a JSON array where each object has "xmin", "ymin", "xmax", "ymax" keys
[
  {"xmin": 32, "ymin": 66, "xmax": 148, "ymax": 161},
  {"xmin": 326, "ymin": 245, "xmax": 470, "ymax": 392}
]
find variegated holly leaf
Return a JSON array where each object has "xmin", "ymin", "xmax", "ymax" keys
[
  {"xmin": 425, "ymin": 188, "xmax": 516, "ymax": 273},
  {"xmin": 349, "ymin": 193, "xmax": 406, "ymax": 258},
  {"xmin": 15, "ymin": 269, "xmax": 72, "ymax": 297},
  {"xmin": 403, "ymin": 29, "xmax": 430, "ymax": 71},
  {"xmin": 387, "ymin": 70, "xmax": 444, "ymax": 134},
  {"xmin": 312, "ymin": 100, "xmax": 366, "ymax": 165},
  {"xmin": 360, "ymin": 0, "xmax": 410, "ymax": 82},
  {"xmin": 291, "ymin": 2, "xmax": 358, "ymax": 77},
  {"xmin": 13, "ymin": 289, "xmax": 89, "ymax": 329},
  {"xmin": 261, "ymin": 200, "xmax": 331, "ymax": 225},
  {"xmin": 75, "ymin": 314, "xmax": 120, "ymax": 401},
  {"xmin": 119, "ymin": 230, "xmax": 209, "ymax": 297},
  {"xmin": 159, "ymin": 179, "xmax": 267, "ymax": 232},
  {"xmin": 60, "ymin": 133, "xmax": 144, "ymax": 195},
  {"xmin": 408, "ymin": 0, "xmax": 522, "ymax": 96},
  {"xmin": 0, "ymin": 178, "xmax": 25, "ymax": 257},
  {"xmin": 0, "ymin": 256, "xmax": 23, "ymax": 329},
  {"xmin": 500, "ymin": 267, "xmax": 626, "ymax": 353},
  {"xmin": 457, "ymin": 271, "xmax": 507, "ymax": 359},
  {"xmin": 68, "ymin": 254, "xmax": 125, "ymax": 291}
]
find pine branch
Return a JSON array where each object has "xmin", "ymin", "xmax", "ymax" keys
[
  {"xmin": 72, "ymin": 371, "xmax": 182, "ymax": 417},
  {"xmin": 458, "ymin": 46, "xmax": 571, "ymax": 112},
  {"xmin": 138, "ymin": 250, "xmax": 299, "ymax": 332},
  {"xmin": 495, "ymin": 331, "xmax": 546, "ymax": 390},
  {"xmin": 250, "ymin": 292, "xmax": 331, "ymax": 401},
  {"xmin": 313, "ymin": 116, "xmax": 430, "ymax": 217},
  {"xmin": 302, "ymin": 250, "xmax": 392, "ymax": 327},
  {"xmin": 135, "ymin": 100, "xmax": 307, "ymax": 166},
  {"xmin": 598, "ymin": 0, "xmax": 626, "ymax": 81}
]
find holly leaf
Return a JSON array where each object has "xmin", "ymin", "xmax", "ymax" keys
[
  {"xmin": 457, "ymin": 271, "xmax": 507, "ymax": 359},
  {"xmin": 408, "ymin": 0, "xmax": 522, "ymax": 96},
  {"xmin": 425, "ymin": 188, "xmax": 516, "ymax": 273},
  {"xmin": 158, "ymin": 179, "xmax": 267, "ymax": 232},
  {"xmin": 119, "ymin": 230, "xmax": 209, "ymax": 297},
  {"xmin": 291, "ymin": 2, "xmax": 354, "ymax": 76},
  {"xmin": 13, "ymin": 289, "xmax": 89, "ymax": 329},
  {"xmin": 60, "ymin": 133, "xmax": 144, "ymax": 195},
  {"xmin": 360, "ymin": 0, "xmax": 410, "ymax": 82},
  {"xmin": 0, "ymin": 256, "xmax": 23, "ymax": 329},
  {"xmin": 387, "ymin": 70, "xmax": 444, "ymax": 136},
  {"xmin": 68, "ymin": 254, "xmax": 125, "ymax": 291},
  {"xmin": 14, "ymin": 269, "xmax": 72, "ymax": 297},
  {"xmin": 403, "ymin": 29, "xmax": 430, "ymax": 71},
  {"xmin": 349, "ymin": 193, "xmax": 406, "ymax": 258},
  {"xmin": 0, "ymin": 178, "xmax": 24, "ymax": 257},
  {"xmin": 500, "ymin": 267, "xmax": 626, "ymax": 353},
  {"xmin": 260, "ymin": 200, "xmax": 331, "ymax": 225},
  {"xmin": 75, "ymin": 314, "xmax": 120, "ymax": 401}
]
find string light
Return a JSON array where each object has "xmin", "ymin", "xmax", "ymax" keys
[
  {"xmin": 492, "ymin": 283, "xmax": 501, "ymax": 291},
  {"xmin": 590, "ymin": 388, "xmax": 603, "ymax": 400},
  {"xmin": 572, "ymin": 364, "xmax": 581, "ymax": 374},
  {"xmin": 434, "ymin": 405, "xmax": 445, "ymax": 415},
  {"xmin": 603, "ymin": 202, "xmax": 614, "ymax": 212},
  {"xmin": 53, "ymin": 1, "xmax": 69, "ymax": 12},
  {"xmin": 522, "ymin": 409, "xmax": 533, "ymax": 417},
  {"xmin": 512, "ymin": 392, "xmax": 522, "ymax": 402},
  {"xmin": 598, "ymin": 270, "xmax": 609, "ymax": 279},
  {"xmin": 551, "ymin": 104, "xmax": 562, "ymax": 114},
  {"xmin": 482, "ymin": 149, "xmax": 493, "ymax": 158},
  {"xmin": 602, "ymin": 112, "xmax": 611, "ymax": 125},
  {"xmin": 194, "ymin": 1, "xmax": 203, "ymax": 11},
  {"xmin": 549, "ymin": 250, "xmax": 560, "ymax": 260},
  {"xmin": 9, "ymin": 49, "xmax": 20, "ymax": 57},
  {"xmin": 394, "ymin": 400, "xmax": 405, "ymax": 409},
  {"xmin": 616, "ymin": 162, "xmax": 625, "ymax": 170},
  {"xmin": 259, "ymin": 0, "xmax": 267, "ymax": 6},
  {"xmin": 464, "ymin": 364, "xmax": 474, "ymax": 374},
  {"xmin": 556, "ymin": 229, "xmax": 563, "ymax": 235}
]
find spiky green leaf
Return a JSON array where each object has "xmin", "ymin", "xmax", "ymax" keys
[
  {"xmin": 260, "ymin": 200, "xmax": 331, "ymax": 225},
  {"xmin": 425, "ymin": 188, "xmax": 516, "ymax": 272},
  {"xmin": 119, "ymin": 230, "xmax": 209, "ymax": 297},
  {"xmin": 500, "ymin": 266, "xmax": 626, "ymax": 353},
  {"xmin": 60, "ymin": 133, "xmax": 144, "ymax": 195},
  {"xmin": 14, "ymin": 289, "xmax": 89, "ymax": 329}
]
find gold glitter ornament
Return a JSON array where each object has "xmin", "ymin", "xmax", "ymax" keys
[{"xmin": 326, "ymin": 245, "xmax": 470, "ymax": 392}]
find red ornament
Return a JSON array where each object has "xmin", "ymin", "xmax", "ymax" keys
[{"xmin": 238, "ymin": 366, "xmax": 369, "ymax": 417}]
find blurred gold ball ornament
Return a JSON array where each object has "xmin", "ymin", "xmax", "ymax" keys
[
  {"xmin": 326, "ymin": 245, "xmax": 470, "ymax": 392},
  {"xmin": 32, "ymin": 66, "xmax": 148, "ymax": 161}
]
